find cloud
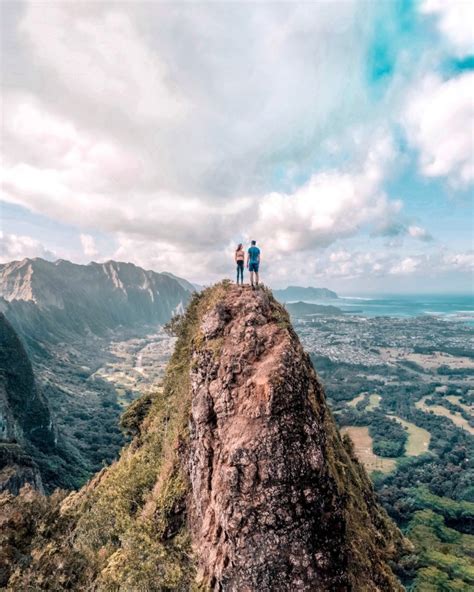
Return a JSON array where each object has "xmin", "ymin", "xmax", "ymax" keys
[
  {"xmin": 420, "ymin": 0, "xmax": 474, "ymax": 57},
  {"xmin": 2, "ymin": 1, "xmax": 405, "ymax": 203},
  {"xmin": 408, "ymin": 225, "xmax": 433, "ymax": 241},
  {"xmin": 252, "ymin": 134, "xmax": 402, "ymax": 252},
  {"xmin": 402, "ymin": 72, "xmax": 474, "ymax": 186},
  {"xmin": 305, "ymin": 248, "xmax": 473, "ymax": 282},
  {"xmin": 2, "ymin": 91, "xmax": 406, "ymax": 260},
  {"xmin": 18, "ymin": 3, "xmax": 189, "ymax": 125},
  {"xmin": 0, "ymin": 231, "xmax": 56, "ymax": 263},
  {"xmin": 0, "ymin": 1, "xmax": 470, "ymax": 289},
  {"xmin": 389, "ymin": 256, "xmax": 421, "ymax": 275},
  {"xmin": 442, "ymin": 250, "xmax": 474, "ymax": 271},
  {"xmin": 80, "ymin": 234, "xmax": 99, "ymax": 259}
]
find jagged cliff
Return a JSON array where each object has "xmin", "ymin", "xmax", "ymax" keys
[
  {"xmin": 0, "ymin": 258, "xmax": 192, "ymax": 343},
  {"xmin": 0, "ymin": 313, "xmax": 56, "ymax": 493},
  {"xmin": 0, "ymin": 283, "xmax": 407, "ymax": 590}
]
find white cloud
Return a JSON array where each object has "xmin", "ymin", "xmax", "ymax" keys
[
  {"xmin": 442, "ymin": 250, "xmax": 474, "ymax": 271},
  {"xmin": 0, "ymin": 231, "xmax": 56, "ymax": 263},
  {"xmin": 408, "ymin": 225, "xmax": 433, "ymax": 241},
  {"xmin": 402, "ymin": 73, "xmax": 474, "ymax": 186},
  {"xmin": 421, "ymin": 0, "xmax": 474, "ymax": 57},
  {"xmin": 253, "ymin": 134, "xmax": 401, "ymax": 252},
  {"xmin": 0, "ymin": 1, "xmax": 470, "ymax": 289},
  {"xmin": 80, "ymin": 234, "xmax": 99, "ymax": 259},
  {"xmin": 389, "ymin": 256, "xmax": 421, "ymax": 275},
  {"xmin": 2, "ymin": 1, "xmax": 387, "ymax": 201},
  {"xmin": 281, "ymin": 248, "xmax": 474, "ymax": 286},
  {"xmin": 19, "ymin": 3, "xmax": 188, "ymax": 125},
  {"xmin": 1, "ymin": 91, "xmax": 406, "ymax": 262}
]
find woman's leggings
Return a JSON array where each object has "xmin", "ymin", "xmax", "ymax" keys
[{"xmin": 236, "ymin": 261, "xmax": 244, "ymax": 284}]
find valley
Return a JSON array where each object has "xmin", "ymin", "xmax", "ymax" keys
[
  {"xmin": 298, "ymin": 313, "xmax": 473, "ymax": 472},
  {"xmin": 30, "ymin": 326, "xmax": 175, "ymax": 486},
  {"xmin": 30, "ymin": 298, "xmax": 473, "ymax": 497},
  {"xmin": 93, "ymin": 329, "xmax": 176, "ymax": 403},
  {"xmin": 0, "ymin": 258, "xmax": 192, "ymax": 490},
  {"xmin": 1, "ymin": 264, "xmax": 472, "ymax": 590},
  {"xmin": 295, "ymin": 311, "xmax": 473, "ymax": 590}
]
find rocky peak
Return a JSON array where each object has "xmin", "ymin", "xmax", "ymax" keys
[
  {"xmin": 188, "ymin": 285, "xmax": 403, "ymax": 590},
  {"xmin": 0, "ymin": 283, "xmax": 406, "ymax": 590}
]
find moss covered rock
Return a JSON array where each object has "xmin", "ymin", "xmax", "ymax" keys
[{"xmin": 0, "ymin": 283, "xmax": 408, "ymax": 590}]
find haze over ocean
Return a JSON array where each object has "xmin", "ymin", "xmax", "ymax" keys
[{"xmin": 318, "ymin": 293, "xmax": 474, "ymax": 322}]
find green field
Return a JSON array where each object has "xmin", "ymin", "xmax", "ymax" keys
[
  {"xmin": 366, "ymin": 393, "xmax": 381, "ymax": 411},
  {"xmin": 392, "ymin": 416, "xmax": 431, "ymax": 456},
  {"xmin": 446, "ymin": 395, "xmax": 473, "ymax": 416},
  {"xmin": 416, "ymin": 397, "xmax": 474, "ymax": 435}
]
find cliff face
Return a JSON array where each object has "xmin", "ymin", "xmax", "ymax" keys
[
  {"xmin": 0, "ymin": 283, "xmax": 406, "ymax": 590},
  {"xmin": 0, "ymin": 258, "xmax": 192, "ymax": 342},
  {"xmin": 0, "ymin": 313, "xmax": 56, "ymax": 493},
  {"xmin": 188, "ymin": 286, "xmax": 403, "ymax": 590}
]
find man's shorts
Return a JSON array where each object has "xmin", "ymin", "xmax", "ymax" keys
[{"xmin": 249, "ymin": 262, "xmax": 259, "ymax": 273}]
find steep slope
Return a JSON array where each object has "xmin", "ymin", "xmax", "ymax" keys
[
  {"xmin": 162, "ymin": 271, "xmax": 202, "ymax": 293},
  {"xmin": 0, "ymin": 258, "xmax": 192, "ymax": 342},
  {"xmin": 0, "ymin": 283, "xmax": 407, "ymax": 590},
  {"xmin": 0, "ymin": 313, "xmax": 56, "ymax": 493}
]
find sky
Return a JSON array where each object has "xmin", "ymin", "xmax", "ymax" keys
[{"xmin": 1, "ymin": 0, "xmax": 473, "ymax": 293}]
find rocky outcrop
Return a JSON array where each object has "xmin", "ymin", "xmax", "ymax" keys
[
  {"xmin": 188, "ymin": 286, "xmax": 403, "ymax": 591},
  {"xmin": 0, "ymin": 313, "xmax": 56, "ymax": 493},
  {"xmin": 0, "ymin": 283, "xmax": 406, "ymax": 590}
]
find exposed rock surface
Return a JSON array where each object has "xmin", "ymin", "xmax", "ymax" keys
[
  {"xmin": 0, "ymin": 283, "xmax": 406, "ymax": 590},
  {"xmin": 188, "ymin": 286, "xmax": 403, "ymax": 591},
  {"xmin": 0, "ymin": 313, "xmax": 55, "ymax": 493}
]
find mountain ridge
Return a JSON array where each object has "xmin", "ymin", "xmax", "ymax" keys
[
  {"xmin": 0, "ymin": 258, "xmax": 193, "ymax": 343},
  {"xmin": 0, "ymin": 282, "xmax": 407, "ymax": 590},
  {"xmin": 274, "ymin": 285, "xmax": 338, "ymax": 302}
]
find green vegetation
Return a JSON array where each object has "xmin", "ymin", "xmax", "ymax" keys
[
  {"xmin": 369, "ymin": 414, "xmax": 408, "ymax": 457},
  {"xmin": 310, "ymin": 345, "xmax": 474, "ymax": 589},
  {"xmin": 367, "ymin": 393, "xmax": 381, "ymax": 411},
  {"xmin": 393, "ymin": 417, "xmax": 431, "ymax": 456},
  {"xmin": 403, "ymin": 509, "xmax": 474, "ymax": 590},
  {"xmin": 411, "ymin": 487, "xmax": 474, "ymax": 524},
  {"xmin": 0, "ymin": 283, "xmax": 232, "ymax": 590}
]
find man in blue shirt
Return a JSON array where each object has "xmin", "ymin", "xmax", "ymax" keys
[{"xmin": 247, "ymin": 240, "xmax": 261, "ymax": 289}]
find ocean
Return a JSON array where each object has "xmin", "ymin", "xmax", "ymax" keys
[{"xmin": 310, "ymin": 294, "xmax": 474, "ymax": 323}]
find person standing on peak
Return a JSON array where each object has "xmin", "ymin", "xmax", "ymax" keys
[
  {"xmin": 235, "ymin": 243, "xmax": 245, "ymax": 285},
  {"xmin": 247, "ymin": 240, "xmax": 261, "ymax": 289}
]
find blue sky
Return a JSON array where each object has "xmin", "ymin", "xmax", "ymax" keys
[{"xmin": 1, "ymin": 0, "xmax": 473, "ymax": 293}]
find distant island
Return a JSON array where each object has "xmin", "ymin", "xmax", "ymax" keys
[
  {"xmin": 273, "ymin": 285, "xmax": 338, "ymax": 302},
  {"xmin": 285, "ymin": 301, "xmax": 344, "ymax": 317}
]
